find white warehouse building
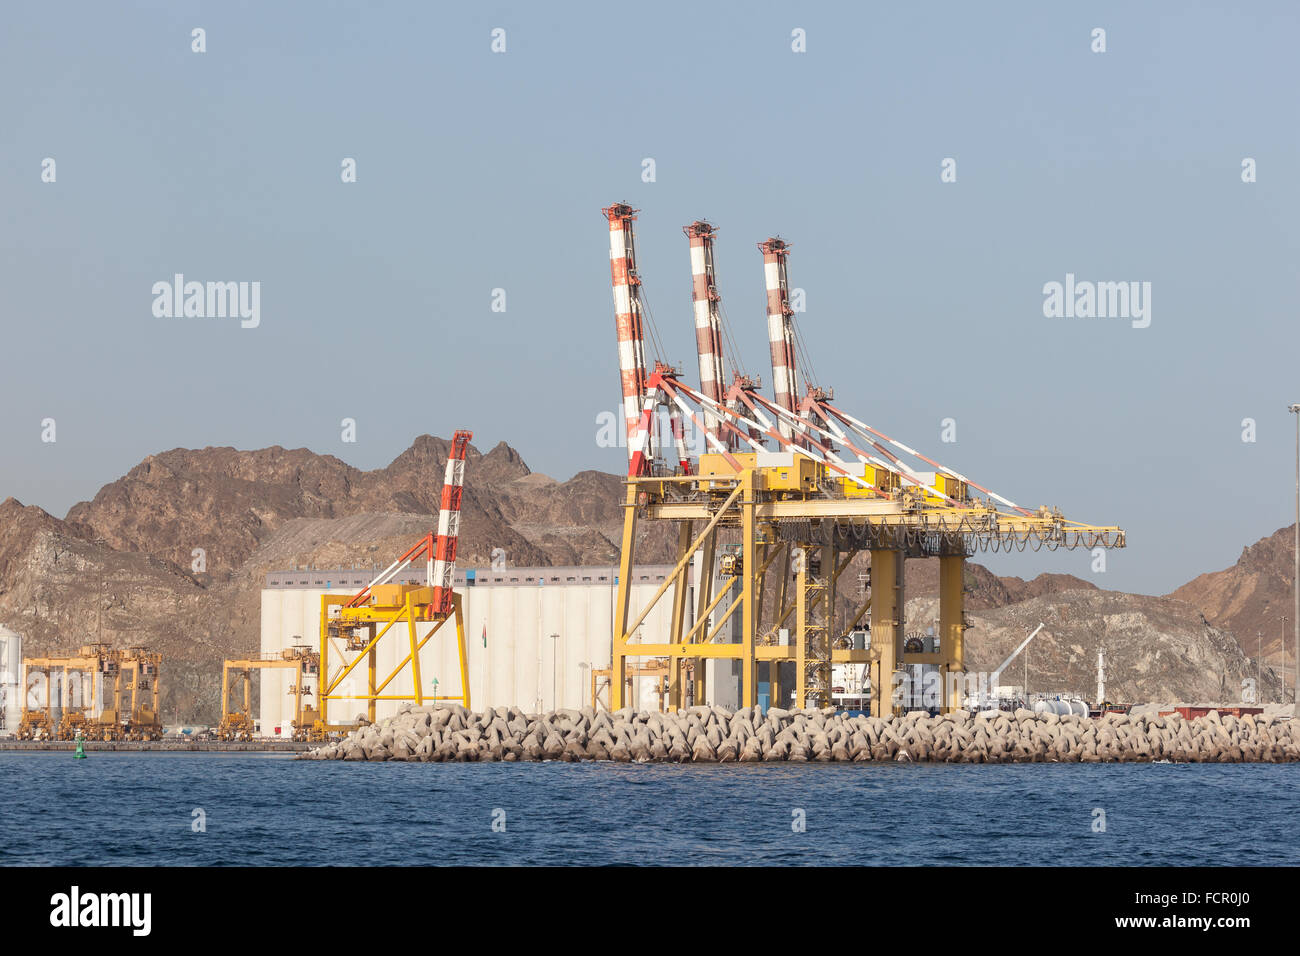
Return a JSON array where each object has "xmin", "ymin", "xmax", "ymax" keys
[
  {"xmin": 0, "ymin": 625, "xmax": 22, "ymax": 735},
  {"xmin": 259, "ymin": 564, "xmax": 738, "ymax": 734}
]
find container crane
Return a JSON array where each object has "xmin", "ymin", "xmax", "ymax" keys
[
  {"xmin": 603, "ymin": 203, "xmax": 1127, "ymax": 716},
  {"xmin": 317, "ymin": 430, "xmax": 474, "ymax": 731}
]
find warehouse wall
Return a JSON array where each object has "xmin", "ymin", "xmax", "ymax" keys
[
  {"xmin": 0, "ymin": 627, "xmax": 22, "ymax": 735},
  {"xmin": 259, "ymin": 580, "xmax": 680, "ymax": 733}
]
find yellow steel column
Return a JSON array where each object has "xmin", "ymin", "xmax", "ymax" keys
[
  {"xmin": 367, "ymin": 638, "xmax": 376, "ymax": 724},
  {"xmin": 769, "ymin": 660, "xmax": 779, "ymax": 712},
  {"xmin": 407, "ymin": 595, "xmax": 424, "ymax": 707},
  {"xmin": 692, "ymin": 525, "xmax": 717, "ymax": 712},
  {"xmin": 612, "ymin": 483, "xmax": 639, "ymax": 711},
  {"xmin": 869, "ymin": 548, "xmax": 902, "ymax": 717},
  {"xmin": 795, "ymin": 549, "xmax": 807, "ymax": 709},
  {"xmin": 820, "ymin": 542, "xmax": 836, "ymax": 709},
  {"xmin": 669, "ymin": 521, "xmax": 692, "ymax": 712},
  {"xmin": 454, "ymin": 595, "xmax": 471, "ymax": 708},
  {"xmin": 319, "ymin": 596, "xmax": 330, "ymax": 726},
  {"xmin": 242, "ymin": 670, "xmax": 249, "ymax": 715},
  {"xmin": 741, "ymin": 470, "xmax": 758, "ymax": 707},
  {"xmin": 939, "ymin": 553, "xmax": 965, "ymax": 713}
]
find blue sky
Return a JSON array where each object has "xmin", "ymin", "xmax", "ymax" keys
[{"xmin": 2, "ymin": 1, "xmax": 1298, "ymax": 594}]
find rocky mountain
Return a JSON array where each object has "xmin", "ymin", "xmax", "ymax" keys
[
  {"xmin": 909, "ymin": 590, "xmax": 1282, "ymax": 705},
  {"xmin": 1168, "ymin": 524, "xmax": 1295, "ymax": 667},
  {"xmin": 0, "ymin": 437, "xmax": 675, "ymax": 721},
  {"xmin": 0, "ymin": 437, "xmax": 1291, "ymax": 721}
]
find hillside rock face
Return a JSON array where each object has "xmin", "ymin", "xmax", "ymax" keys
[
  {"xmin": 0, "ymin": 440, "xmax": 1289, "ymax": 722},
  {"xmin": 904, "ymin": 559, "xmax": 1097, "ymax": 611},
  {"xmin": 0, "ymin": 497, "xmax": 226, "ymax": 721},
  {"xmin": 1169, "ymin": 525, "xmax": 1295, "ymax": 665},
  {"xmin": 0, "ymin": 439, "xmax": 675, "ymax": 721},
  {"xmin": 908, "ymin": 589, "xmax": 1283, "ymax": 705}
]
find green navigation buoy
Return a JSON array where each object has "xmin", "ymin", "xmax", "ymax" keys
[{"xmin": 74, "ymin": 730, "xmax": 87, "ymax": 759}]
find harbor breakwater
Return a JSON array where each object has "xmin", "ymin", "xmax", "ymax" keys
[{"xmin": 301, "ymin": 703, "xmax": 1300, "ymax": 764}]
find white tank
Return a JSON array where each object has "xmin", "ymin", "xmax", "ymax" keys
[
  {"xmin": 1068, "ymin": 698, "xmax": 1089, "ymax": 717},
  {"xmin": 0, "ymin": 625, "xmax": 23, "ymax": 735},
  {"xmin": 1032, "ymin": 697, "xmax": 1071, "ymax": 716}
]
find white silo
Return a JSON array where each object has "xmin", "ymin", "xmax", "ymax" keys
[{"xmin": 0, "ymin": 625, "xmax": 23, "ymax": 735}]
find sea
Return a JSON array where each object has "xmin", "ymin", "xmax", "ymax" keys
[{"xmin": 1, "ymin": 753, "xmax": 1295, "ymax": 866}]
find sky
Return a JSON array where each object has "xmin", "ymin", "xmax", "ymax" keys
[{"xmin": 2, "ymin": 1, "xmax": 1298, "ymax": 595}]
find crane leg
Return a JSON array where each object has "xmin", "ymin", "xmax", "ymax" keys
[
  {"xmin": 939, "ymin": 553, "xmax": 965, "ymax": 713},
  {"xmin": 869, "ymin": 548, "xmax": 903, "ymax": 717}
]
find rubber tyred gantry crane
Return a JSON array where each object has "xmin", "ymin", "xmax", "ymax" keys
[
  {"xmin": 602, "ymin": 204, "xmax": 1126, "ymax": 716},
  {"xmin": 318, "ymin": 430, "xmax": 473, "ymax": 730}
]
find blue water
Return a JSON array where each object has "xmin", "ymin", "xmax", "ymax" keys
[{"xmin": 1, "ymin": 754, "xmax": 1295, "ymax": 865}]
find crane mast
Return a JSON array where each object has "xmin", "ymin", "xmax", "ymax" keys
[
  {"xmin": 759, "ymin": 237, "xmax": 802, "ymax": 444},
  {"xmin": 604, "ymin": 203, "xmax": 652, "ymax": 472},
  {"xmin": 685, "ymin": 220, "xmax": 729, "ymax": 451},
  {"xmin": 431, "ymin": 429, "xmax": 472, "ymax": 617}
]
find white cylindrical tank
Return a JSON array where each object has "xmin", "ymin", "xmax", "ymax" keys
[
  {"xmin": 0, "ymin": 625, "xmax": 23, "ymax": 734},
  {"xmin": 1032, "ymin": 697, "xmax": 1071, "ymax": 716},
  {"xmin": 1068, "ymin": 698, "xmax": 1089, "ymax": 717}
]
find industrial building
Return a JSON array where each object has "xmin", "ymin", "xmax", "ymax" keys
[
  {"xmin": 259, "ymin": 562, "xmax": 730, "ymax": 734},
  {"xmin": 0, "ymin": 625, "xmax": 21, "ymax": 734}
]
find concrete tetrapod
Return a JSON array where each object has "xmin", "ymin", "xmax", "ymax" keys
[{"xmin": 302, "ymin": 703, "xmax": 1300, "ymax": 764}]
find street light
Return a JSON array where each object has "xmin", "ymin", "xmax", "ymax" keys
[{"xmin": 1291, "ymin": 404, "xmax": 1300, "ymax": 705}]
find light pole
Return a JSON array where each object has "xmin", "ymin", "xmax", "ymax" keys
[{"xmin": 1291, "ymin": 404, "xmax": 1300, "ymax": 704}]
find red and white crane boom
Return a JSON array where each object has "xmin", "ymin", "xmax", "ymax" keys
[
  {"xmin": 759, "ymin": 237, "xmax": 802, "ymax": 444},
  {"xmin": 685, "ymin": 220, "xmax": 729, "ymax": 451}
]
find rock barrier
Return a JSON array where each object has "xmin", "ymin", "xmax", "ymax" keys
[{"xmin": 299, "ymin": 703, "xmax": 1300, "ymax": 764}]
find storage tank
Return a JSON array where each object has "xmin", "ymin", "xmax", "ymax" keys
[
  {"xmin": 0, "ymin": 625, "xmax": 23, "ymax": 735},
  {"xmin": 1032, "ymin": 697, "xmax": 1071, "ymax": 716},
  {"xmin": 1068, "ymin": 698, "xmax": 1089, "ymax": 717}
]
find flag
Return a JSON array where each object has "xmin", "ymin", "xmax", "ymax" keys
[{"xmin": 482, "ymin": 624, "xmax": 487, "ymax": 648}]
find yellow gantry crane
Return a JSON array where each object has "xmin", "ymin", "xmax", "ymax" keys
[
  {"xmin": 602, "ymin": 204, "xmax": 1125, "ymax": 716},
  {"xmin": 317, "ymin": 430, "xmax": 474, "ymax": 731},
  {"xmin": 18, "ymin": 643, "xmax": 162, "ymax": 740},
  {"xmin": 219, "ymin": 645, "xmax": 323, "ymax": 741}
]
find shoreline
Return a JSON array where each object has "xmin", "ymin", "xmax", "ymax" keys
[
  {"xmin": 300, "ymin": 704, "xmax": 1300, "ymax": 765},
  {"xmin": 0, "ymin": 740, "xmax": 317, "ymax": 753}
]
